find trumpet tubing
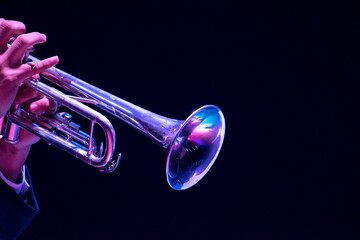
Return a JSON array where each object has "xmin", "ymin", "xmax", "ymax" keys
[{"xmin": 1, "ymin": 54, "xmax": 226, "ymax": 190}]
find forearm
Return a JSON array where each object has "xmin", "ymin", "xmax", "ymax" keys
[{"xmin": 0, "ymin": 139, "xmax": 30, "ymax": 183}]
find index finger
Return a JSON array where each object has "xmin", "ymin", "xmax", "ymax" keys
[
  {"xmin": 17, "ymin": 55, "xmax": 59, "ymax": 83},
  {"xmin": 0, "ymin": 19, "xmax": 26, "ymax": 54},
  {"xmin": 5, "ymin": 32, "xmax": 47, "ymax": 66}
]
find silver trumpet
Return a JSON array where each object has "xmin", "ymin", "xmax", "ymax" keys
[{"xmin": 0, "ymin": 53, "xmax": 225, "ymax": 190}]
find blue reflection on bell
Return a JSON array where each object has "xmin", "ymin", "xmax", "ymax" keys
[{"xmin": 166, "ymin": 105, "xmax": 225, "ymax": 190}]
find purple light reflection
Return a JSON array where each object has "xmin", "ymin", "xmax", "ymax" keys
[{"xmin": 166, "ymin": 105, "xmax": 225, "ymax": 190}]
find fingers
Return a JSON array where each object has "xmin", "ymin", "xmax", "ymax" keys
[
  {"xmin": 12, "ymin": 84, "xmax": 42, "ymax": 105},
  {"xmin": 29, "ymin": 97, "xmax": 57, "ymax": 114},
  {"xmin": 13, "ymin": 84, "xmax": 58, "ymax": 114},
  {"xmin": 0, "ymin": 19, "xmax": 26, "ymax": 54},
  {"xmin": 17, "ymin": 55, "xmax": 59, "ymax": 81},
  {"xmin": 0, "ymin": 18, "xmax": 59, "ymax": 87},
  {"xmin": 5, "ymin": 32, "xmax": 47, "ymax": 66}
]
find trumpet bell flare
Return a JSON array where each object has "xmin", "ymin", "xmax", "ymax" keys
[{"xmin": 166, "ymin": 105, "xmax": 226, "ymax": 190}]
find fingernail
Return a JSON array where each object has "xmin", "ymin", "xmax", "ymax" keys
[
  {"xmin": 41, "ymin": 34, "xmax": 47, "ymax": 40},
  {"xmin": 53, "ymin": 55, "xmax": 59, "ymax": 63},
  {"xmin": 49, "ymin": 56, "xmax": 59, "ymax": 64}
]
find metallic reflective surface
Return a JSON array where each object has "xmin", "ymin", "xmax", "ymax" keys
[
  {"xmin": 8, "ymin": 80, "xmax": 119, "ymax": 172},
  {"xmin": 167, "ymin": 106, "xmax": 225, "ymax": 190},
  {"xmin": 4, "ymin": 53, "xmax": 226, "ymax": 189}
]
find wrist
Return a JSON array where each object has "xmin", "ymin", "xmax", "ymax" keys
[{"xmin": 0, "ymin": 139, "xmax": 30, "ymax": 183}]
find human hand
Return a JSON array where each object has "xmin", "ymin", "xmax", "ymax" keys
[
  {"xmin": 0, "ymin": 18, "xmax": 58, "ymax": 118},
  {"xmin": 0, "ymin": 18, "xmax": 59, "ymax": 182}
]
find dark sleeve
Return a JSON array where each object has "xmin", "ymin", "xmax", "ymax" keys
[{"xmin": 0, "ymin": 166, "xmax": 39, "ymax": 240}]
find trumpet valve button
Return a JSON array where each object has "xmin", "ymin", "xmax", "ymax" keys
[{"xmin": 59, "ymin": 112, "xmax": 72, "ymax": 123}]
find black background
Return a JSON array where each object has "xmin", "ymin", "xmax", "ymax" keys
[{"xmin": 3, "ymin": 1, "xmax": 360, "ymax": 239}]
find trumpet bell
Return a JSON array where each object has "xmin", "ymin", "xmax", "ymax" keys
[
  {"xmin": 167, "ymin": 105, "xmax": 225, "ymax": 190},
  {"xmin": 6, "ymin": 54, "xmax": 227, "ymax": 190}
]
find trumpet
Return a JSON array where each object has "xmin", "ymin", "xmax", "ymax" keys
[{"xmin": 0, "ymin": 52, "xmax": 225, "ymax": 190}]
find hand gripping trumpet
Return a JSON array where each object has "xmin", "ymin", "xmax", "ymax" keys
[{"xmin": 0, "ymin": 46, "xmax": 226, "ymax": 190}]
